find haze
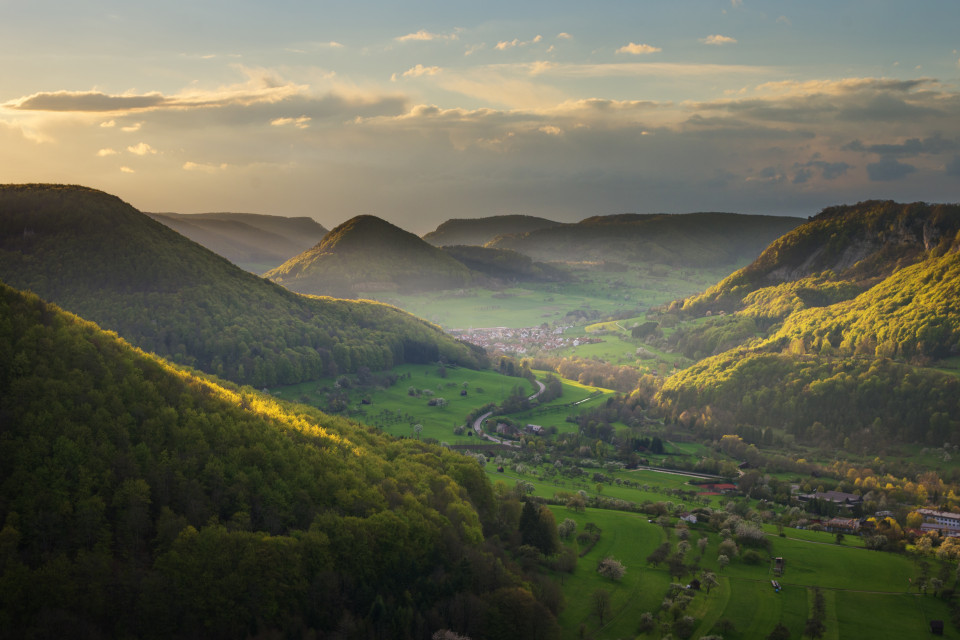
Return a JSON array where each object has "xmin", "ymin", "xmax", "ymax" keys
[{"xmin": 2, "ymin": 0, "xmax": 959, "ymax": 232}]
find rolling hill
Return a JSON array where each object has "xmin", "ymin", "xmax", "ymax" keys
[
  {"xmin": 654, "ymin": 201, "xmax": 960, "ymax": 448},
  {"xmin": 0, "ymin": 279, "xmax": 550, "ymax": 638},
  {"xmin": 422, "ymin": 214, "xmax": 561, "ymax": 247},
  {"xmin": 265, "ymin": 214, "xmax": 480, "ymax": 296},
  {"xmin": 147, "ymin": 211, "xmax": 327, "ymax": 273},
  {"xmin": 486, "ymin": 212, "xmax": 804, "ymax": 269},
  {"xmin": 0, "ymin": 185, "xmax": 484, "ymax": 387}
]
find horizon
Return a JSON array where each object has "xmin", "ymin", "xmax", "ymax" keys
[{"xmin": 3, "ymin": 1, "xmax": 959, "ymax": 231}]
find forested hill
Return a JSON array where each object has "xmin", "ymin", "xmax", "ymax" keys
[
  {"xmin": 147, "ymin": 211, "xmax": 327, "ymax": 273},
  {"xmin": 265, "ymin": 214, "xmax": 480, "ymax": 296},
  {"xmin": 487, "ymin": 212, "xmax": 804, "ymax": 267},
  {"xmin": 0, "ymin": 281, "xmax": 555, "ymax": 638},
  {"xmin": 679, "ymin": 200, "xmax": 960, "ymax": 317},
  {"xmin": 0, "ymin": 185, "xmax": 484, "ymax": 387},
  {"xmin": 422, "ymin": 214, "xmax": 561, "ymax": 247},
  {"xmin": 654, "ymin": 201, "xmax": 960, "ymax": 448}
]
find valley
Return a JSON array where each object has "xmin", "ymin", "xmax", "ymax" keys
[{"xmin": 3, "ymin": 187, "xmax": 960, "ymax": 639}]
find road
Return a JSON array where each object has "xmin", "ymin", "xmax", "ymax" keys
[
  {"xmin": 469, "ymin": 377, "xmax": 544, "ymax": 446},
  {"xmin": 528, "ymin": 378, "xmax": 546, "ymax": 400}
]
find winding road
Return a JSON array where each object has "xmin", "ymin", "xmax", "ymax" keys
[{"xmin": 470, "ymin": 377, "xmax": 546, "ymax": 445}]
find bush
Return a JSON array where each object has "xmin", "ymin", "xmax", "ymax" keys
[
  {"xmin": 742, "ymin": 549, "xmax": 764, "ymax": 565},
  {"xmin": 597, "ymin": 556, "xmax": 626, "ymax": 581}
]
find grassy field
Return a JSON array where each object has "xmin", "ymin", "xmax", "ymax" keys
[
  {"xmin": 545, "ymin": 506, "xmax": 960, "ymax": 639},
  {"xmin": 269, "ymin": 363, "xmax": 536, "ymax": 444}
]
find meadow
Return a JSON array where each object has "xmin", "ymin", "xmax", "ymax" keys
[{"xmin": 546, "ymin": 506, "xmax": 959, "ymax": 639}]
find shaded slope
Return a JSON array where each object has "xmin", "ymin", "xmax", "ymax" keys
[
  {"xmin": 0, "ymin": 280, "xmax": 550, "ymax": 638},
  {"xmin": 488, "ymin": 212, "xmax": 803, "ymax": 268},
  {"xmin": 148, "ymin": 211, "xmax": 327, "ymax": 272},
  {"xmin": 0, "ymin": 185, "xmax": 484, "ymax": 387},
  {"xmin": 422, "ymin": 214, "xmax": 561, "ymax": 247},
  {"xmin": 266, "ymin": 214, "xmax": 479, "ymax": 295},
  {"xmin": 441, "ymin": 245, "xmax": 571, "ymax": 283}
]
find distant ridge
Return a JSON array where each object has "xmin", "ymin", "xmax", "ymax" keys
[
  {"xmin": 422, "ymin": 214, "xmax": 562, "ymax": 247},
  {"xmin": 266, "ymin": 214, "xmax": 479, "ymax": 296},
  {"xmin": 0, "ymin": 185, "xmax": 484, "ymax": 386},
  {"xmin": 487, "ymin": 212, "xmax": 805, "ymax": 268},
  {"xmin": 148, "ymin": 211, "xmax": 327, "ymax": 272}
]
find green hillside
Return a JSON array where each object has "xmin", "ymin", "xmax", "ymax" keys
[
  {"xmin": 0, "ymin": 185, "xmax": 484, "ymax": 387},
  {"xmin": 488, "ymin": 212, "xmax": 804, "ymax": 268},
  {"xmin": 653, "ymin": 201, "xmax": 960, "ymax": 448},
  {"xmin": 148, "ymin": 211, "xmax": 327, "ymax": 273},
  {"xmin": 0, "ymin": 280, "xmax": 551, "ymax": 638},
  {"xmin": 266, "ymin": 214, "xmax": 479, "ymax": 296},
  {"xmin": 422, "ymin": 214, "xmax": 561, "ymax": 247}
]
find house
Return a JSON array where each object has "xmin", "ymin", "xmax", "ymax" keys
[
  {"xmin": 798, "ymin": 491, "xmax": 863, "ymax": 509},
  {"xmin": 824, "ymin": 517, "xmax": 860, "ymax": 533},
  {"xmin": 679, "ymin": 513, "xmax": 698, "ymax": 524},
  {"xmin": 917, "ymin": 508, "xmax": 960, "ymax": 528},
  {"xmin": 525, "ymin": 424, "xmax": 544, "ymax": 435}
]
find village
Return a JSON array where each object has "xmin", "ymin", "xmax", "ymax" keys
[{"xmin": 450, "ymin": 324, "xmax": 605, "ymax": 355}]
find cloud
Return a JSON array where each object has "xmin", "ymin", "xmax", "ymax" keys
[
  {"xmin": 701, "ymin": 35, "xmax": 737, "ymax": 46},
  {"xmin": 4, "ymin": 68, "xmax": 310, "ymax": 116},
  {"xmin": 616, "ymin": 43, "xmax": 662, "ymax": 55},
  {"xmin": 122, "ymin": 122, "xmax": 142, "ymax": 132},
  {"xmin": 792, "ymin": 159, "xmax": 851, "ymax": 183},
  {"xmin": 947, "ymin": 155, "xmax": 960, "ymax": 177},
  {"xmin": 396, "ymin": 29, "xmax": 459, "ymax": 43},
  {"xmin": 866, "ymin": 157, "xmax": 916, "ymax": 181},
  {"xmin": 127, "ymin": 142, "xmax": 156, "ymax": 155},
  {"xmin": 557, "ymin": 33, "xmax": 573, "ymax": 40},
  {"xmin": 402, "ymin": 64, "xmax": 442, "ymax": 78},
  {"xmin": 843, "ymin": 135, "xmax": 958, "ymax": 157},
  {"xmin": 7, "ymin": 90, "xmax": 166, "ymax": 112},
  {"xmin": 97, "ymin": 148, "xmax": 117, "ymax": 157},
  {"xmin": 183, "ymin": 161, "xmax": 228, "ymax": 173},
  {"xmin": 100, "ymin": 120, "xmax": 116, "ymax": 128},
  {"xmin": 496, "ymin": 39, "xmax": 519, "ymax": 51},
  {"xmin": 120, "ymin": 166, "xmax": 135, "ymax": 173},
  {"xmin": 465, "ymin": 44, "xmax": 485, "ymax": 56},
  {"xmin": 271, "ymin": 116, "xmax": 311, "ymax": 129}
]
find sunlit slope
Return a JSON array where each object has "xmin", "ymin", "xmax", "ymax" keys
[
  {"xmin": 487, "ymin": 212, "xmax": 803, "ymax": 267},
  {"xmin": 0, "ymin": 280, "xmax": 531, "ymax": 637},
  {"xmin": 0, "ymin": 185, "xmax": 484, "ymax": 387},
  {"xmin": 148, "ymin": 211, "xmax": 327, "ymax": 272},
  {"xmin": 422, "ymin": 214, "xmax": 561, "ymax": 247},
  {"xmin": 266, "ymin": 214, "xmax": 479, "ymax": 295},
  {"xmin": 655, "ymin": 201, "xmax": 960, "ymax": 446}
]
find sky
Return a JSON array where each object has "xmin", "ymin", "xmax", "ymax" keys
[{"xmin": 2, "ymin": 0, "xmax": 960, "ymax": 233}]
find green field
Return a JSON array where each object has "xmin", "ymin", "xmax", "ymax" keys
[
  {"xmin": 269, "ymin": 363, "xmax": 536, "ymax": 444},
  {"xmin": 545, "ymin": 506, "xmax": 960, "ymax": 639}
]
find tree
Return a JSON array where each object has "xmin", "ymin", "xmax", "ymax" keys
[
  {"xmin": 766, "ymin": 623, "xmax": 791, "ymax": 640},
  {"xmin": 592, "ymin": 588, "xmax": 611, "ymax": 625},
  {"xmin": 597, "ymin": 556, "xmax": 626, "ymax": 581},
  {"xmin": 717, "ymin": 554, "xmax": 730, "ymax": 572},
  {"xmin": 701, "ymin": 571, "xmax": 718, "ymax": 594},
  {"xmin": 519, "ymin": 501, "xmax": 559, "ymax": 555},
  {"xmin": 413, "ymin": 423, "xmax": 423, "ymax": 439},
  {"xmin": 558, "ymin": 518, "xmax": 577, "ymax": 539}
]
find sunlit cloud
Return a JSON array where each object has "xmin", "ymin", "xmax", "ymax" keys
[
  {"xmin": 557, "ymin": 33, "xmax": 573, "ymax": 40},
  {"xmin": 701, "ymin": 35, "xmax": 737, "ymax": 46},
  {"xmin": 402, "ymin": 64, "xmax": 442, "ymax": 78},
  {"xmin": 271, "ymin": 116, "xmax": 311, "ymax": 128},
  {"xmin": 120, "ymin": 166, "xmax": 135, "ymax": 173},
  {"xmin": 100, "ymin": 120, "xmax": 116, "ymax": 128},
  {"xmin": 122, "ymin": 122, "xmax": 142, "ymax": 132},
  {"xmin": 127, "ymin": 142, "xmax": 156, "ymax": 155},
  {"xmin": 396, "ymin": 29, "xmax": 460, "ymax": 43},
  {"xmin": 97, "ymin": 148, "xmax": 117, "ymax": 156},
  {"xmin": 496, "ymin": 39, "xmax": 519, "ymax": 51},
  {"xmin": 616, "ymin": 43, "xmax": 662, "ymax": 55}
]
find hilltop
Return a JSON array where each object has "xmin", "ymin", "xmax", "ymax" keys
[
  {"xmin": 487, "ymin": 212, "xmax": 804, "ymax": 268},
  {"xmin": 265, "ymin": 214, "xmax": 479, "ymax": 296},
  {"xmin": 148, "ymin": 211, "xmax": 327, "ymax": 272},
  {"xmin": 422, "ymin": 214, "xmax": 561, "ymax": 247},
  {"xmin": 0, "ymin": 280, "xmax": 550, "ymax": 638},
  {"xmin": 0, "ymin": 185, "xmax": 484, "ymax": 387},
  {"xmin": 653, "ymin": 201, "xmax": 960, "ymax": 447}
]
